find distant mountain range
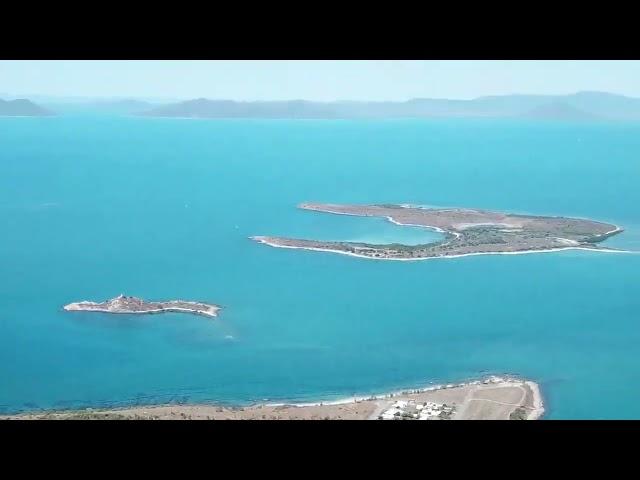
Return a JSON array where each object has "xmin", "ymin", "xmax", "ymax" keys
[
  {"xmin": 0, "ymin": 98, "xmax": 54, "ymax": 116},
  {"xmin": 4, "ymin": 92, "xmax": 640, "ymax": 120},
  {"xmin": 519, "ymin": 101, "xmax": 600, "ymax": 121},
  {"xmin": 138, "ymin": 92, "xmax": 640, "ymax": 120}
]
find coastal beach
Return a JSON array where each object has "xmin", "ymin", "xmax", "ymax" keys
[
  {"xmin": 251, "ymin": 235, "xmax": 630, "ymax": 261},
  {"xmin": 2, "ymin": 377, "xmax": 543, "ymax": 420}
]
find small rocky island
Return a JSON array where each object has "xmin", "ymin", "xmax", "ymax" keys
[
  {"xmin": 251, "ymin": 203, "xmax": 624, "ymax": 260},
  {"xmin": 64, "ymin": 295, "xmax": 221, "ymax": 318}
]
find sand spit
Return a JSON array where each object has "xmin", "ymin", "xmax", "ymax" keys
[
  {"xmin": 251, "ymin": 236, "xmax": 630, "ymax": 261},
  {"xmin": 252, "ymin": 203, "xmax": 629, "ymax": 260}
]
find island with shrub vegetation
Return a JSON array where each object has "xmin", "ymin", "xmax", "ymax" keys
[{"xmin": 251, "ymin": 203, "xmax": 624, "ymax": 260}]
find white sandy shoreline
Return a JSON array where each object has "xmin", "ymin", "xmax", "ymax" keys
[
  {"xmin": 525, "ymin": 381, "xmax": 545, "ymax": 420},
  {"xmin": 63, "ymin": 305, "xmax": 219, "ymax": 318},
  {"xmin": 265, "ymin": 375, "xmax": 545, "ymax": 420},
  {"xmin": 267, "ymin": 375, "xmax": 535, "ymax": 405},
  {"xmin": 2, "ymin": 375, "xmax": 545, "ymax": 420},
  {"xmin": 251, "ymin": 236, "xmax": 632, "ymax": 261},
  {"xmin": 256, "ymin": 204, "xmax": 630, "ymax": 260},
  {"xmin": 299, "ymin": 203, "xmax": 626, "ymax": 238}
]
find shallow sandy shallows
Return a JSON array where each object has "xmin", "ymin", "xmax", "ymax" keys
[{"xmin": 2, "ymin": 378, "xmax": 543, "ymax": 420}]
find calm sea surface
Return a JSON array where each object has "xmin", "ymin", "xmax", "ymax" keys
[{"xmin": 1, "ymin": 114, "xmax": 639, "ymax": 418}]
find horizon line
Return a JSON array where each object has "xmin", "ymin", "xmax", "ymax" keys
[{"xmin": 2, "ymin": 89, "xmax": 639, "ymax": 104}]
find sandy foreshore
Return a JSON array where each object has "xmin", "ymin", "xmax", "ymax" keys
[
  {"xmin": 63, "ymin": 305, "xmax": 220, "ymax": 318},
  {"xmin": 603, "ymin": 226, "xmax": 624, "ymax": 236},
  {"xmin": 251, "ymin": 235, "xmax": 630, "ymax": 261},
  {"xmin": 525, "ymin": 381, "xmax": 545, "ymax": 420},
  {"xmin": 1, "ymin": 376, "xmax": 544, "ymax": 420},
  {"xmin": 384, "ymin": 216, "xmax": 463, "ymax": 239}
]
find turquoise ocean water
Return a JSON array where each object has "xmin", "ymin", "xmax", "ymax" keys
[{"xmin": 1, "ymin": 113, "xmax": 639, "ymax": 418}]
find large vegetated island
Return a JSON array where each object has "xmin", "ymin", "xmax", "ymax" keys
[
  {"xmin": 64, "ymin": 294, "xmax": 221, "ymax": 318},
  {"xmin": 251, "ymin": 203, "xmax": 623, "ymax": 260}
]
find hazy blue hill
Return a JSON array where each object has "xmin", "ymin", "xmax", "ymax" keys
[
  {"xmin": 469, "ymin": 95, "xmax": 553, "ymax": 115},
  {"xmin": 563, "ymin": 91, "xmax": 640, "ymax": 119},
  {"xmin": 139, "ymin": 97, "xmax": 505, "ymax": 119},
  {"xmin": 138, "ymin": 92, "xmax": 640, "ymax": 120},
  {"xmin": 0, "ymin": 98, "xmax": 54, "ymax": 116},
  {"xmin": 4, "ymin": 92, "xmax": 640, "ymax": 119},
  {"xmin": 39, "ymin": 99, "xmax": 165, "ymax": 116},
  {"xmin": 472, "ymin": 91, "xmax": 640, "ymax": 119},
  {"xmin": 520, "ymin": 101, "xmax": 600, "ymax": 120},
  {"xmin": 396, "ymin": 98, "xmax": 475, "ymax": 117}
]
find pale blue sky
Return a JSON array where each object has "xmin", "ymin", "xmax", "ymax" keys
[{"xmin": 1, "ymin": 60, "xmax": 640, "ymax": 101}]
